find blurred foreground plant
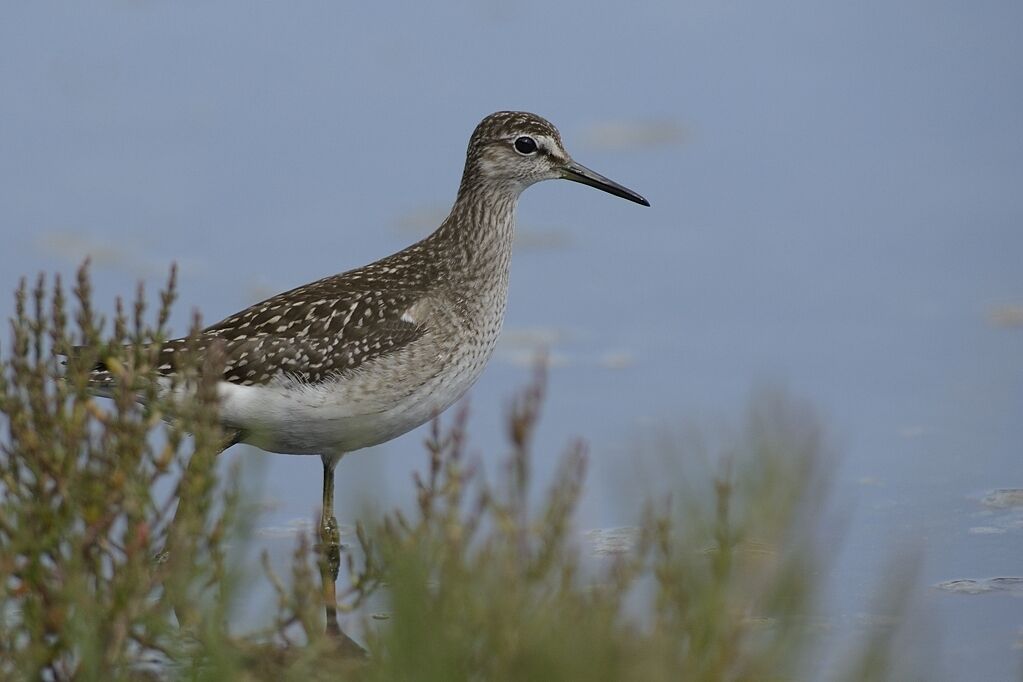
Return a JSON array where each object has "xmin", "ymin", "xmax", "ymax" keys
[
  {"xmin": 0, "ymin": 266, "xmax": 926, "ymax": 680},
  {"xmin": 0, "ymin": 265, "xmax": 243, "ymax": 679},
  {"xmin": 359, "ymin": 376, "xmax": 830, "ymax": 682}
]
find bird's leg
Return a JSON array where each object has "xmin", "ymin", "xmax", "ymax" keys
[
  {"xmin": 317, "ymin": 453, "xmax": 366, "ymax": 656},
  {"xmin": 319, "ymin": 452, "xmax": 343, "ymax": 637}
]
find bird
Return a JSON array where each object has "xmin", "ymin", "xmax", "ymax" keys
[{"xmin": 86, "ymin": 111, "xmax": 649, "ymax": 635}]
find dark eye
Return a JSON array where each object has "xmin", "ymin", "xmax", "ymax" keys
[{"xmin": 514, "ymin": 136, "xmax": 538, "ymax": 155}]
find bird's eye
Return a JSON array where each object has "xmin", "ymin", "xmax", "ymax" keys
[{"xmin": 514, "ymin": 136, "xmax": 538, "ymax": 155}]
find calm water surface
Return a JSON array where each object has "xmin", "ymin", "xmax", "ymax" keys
[{"xmin": 2, "ymin": 2, "xmax": 1021, "ymax": 678}]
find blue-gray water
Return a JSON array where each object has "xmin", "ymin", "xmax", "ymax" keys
[{"xmin": 2, "ymin": 2, "xmax": 1021, "ymax": 678}]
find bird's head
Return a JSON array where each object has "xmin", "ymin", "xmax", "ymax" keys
[{"xmin": 462, "ymin": 111, "xmax": 649, "ymax": 206}]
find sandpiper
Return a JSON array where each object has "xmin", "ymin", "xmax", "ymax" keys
[{"xmin": 89, "ymin": 111, "xmax": 648, "ymax": 633}]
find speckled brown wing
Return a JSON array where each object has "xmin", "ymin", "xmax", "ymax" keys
[
  {"xmin": 153, "ymin": 283, "xmax": 431, "ymax": 386},
  {"xmin": 81, "ymin": 267, "xmax": 436, "ymax": 391}
]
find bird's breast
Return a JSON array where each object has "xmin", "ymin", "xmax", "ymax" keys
[{"xmin": 218, "ymin": 285, "xmax": 508, "ymax": 455}]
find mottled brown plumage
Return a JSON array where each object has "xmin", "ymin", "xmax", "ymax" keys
[{"xmin": 90, "ymin": 112, "xmax": 645, "ymax": 399}]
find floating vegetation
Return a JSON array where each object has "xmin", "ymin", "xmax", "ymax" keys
[
  {"xmin": 982, "ymin": 489, "xmax": 1023, "ymax": 509},
  {"xmin": 580, "ymin": 120, "xmax": 689, "ymax": 151},
  {"xmin": 987, "ymin": 304, "xmax": 1023, "ymax": 328},
  {"xmin": 584, "ymin": 526, "xmax": 641, "ymax": 556},
  {"xmin": 934, "ymin": 578, "xmax": 1023, "ymax": 597}
]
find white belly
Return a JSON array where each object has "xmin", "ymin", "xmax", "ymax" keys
[{"xmin": 215, "ymin": 336, "xmax": 493, "ymax": 456}]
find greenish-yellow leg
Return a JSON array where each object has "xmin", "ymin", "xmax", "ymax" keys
[
  {"xmin": 317, "ymin": 454, "xmax": 365, "ymax": 656},
  {"xmin": 319, "ymin": 452, "xmax": 343, "ymax": 637}
]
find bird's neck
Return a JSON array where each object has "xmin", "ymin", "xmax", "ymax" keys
[{"xmin": 431, "ymin": 182, "xmax": 520, "ymax": 283}]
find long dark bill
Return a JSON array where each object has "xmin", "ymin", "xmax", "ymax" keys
[{"xmin": 562, "ymin": 161, "xmax": 650, "ymax": 206}]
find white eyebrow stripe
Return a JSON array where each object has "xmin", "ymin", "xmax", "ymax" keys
[
  {"xmin": 529, "ymin": 134, "xmax": 566, "ymax": 161},
  {"xmin": 533, "ymin": 134, "xmax": 558, "ymax": 150}
]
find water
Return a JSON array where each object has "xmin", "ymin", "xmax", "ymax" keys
[{"xmin": 2, "ymin": 1, "xmax": 1021, "ymax": 678}]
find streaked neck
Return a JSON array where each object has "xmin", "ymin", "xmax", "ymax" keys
[{"xmin": 431, "ymin": 181, "xmax": 520, "ymax": 280}]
